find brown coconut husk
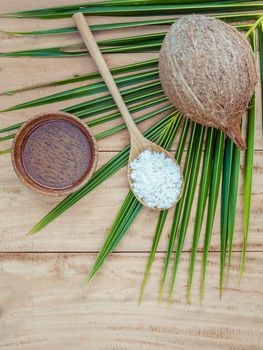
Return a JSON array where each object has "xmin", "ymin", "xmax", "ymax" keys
[{"xmin": 159, "ymin": 15, "xmax": 258, "ymax": 149}]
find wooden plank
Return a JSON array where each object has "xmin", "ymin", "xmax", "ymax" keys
[
  {"xmin": 1, "ymin": 252, "xmax": 263, "ymax": 350},
  {"xmin": 0, "ymin": 151, "xmax": 262, "ymax": 253},
  {"xmin": 0, "ymin": 1, "xmax": 262, "ymax": 349}
]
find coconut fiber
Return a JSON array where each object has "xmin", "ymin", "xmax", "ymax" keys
[{"xmin": 159, "ymin": 15, "xmax": 257, "ymax": 149}]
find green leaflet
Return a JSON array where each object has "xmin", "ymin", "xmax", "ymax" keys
[
  {"xmin": 137, "ymin": 115, "xmax": 183, "ymax": 303},
  {"xmin": 201, "ymin": 131, "xmax": 225, "ymax": 301},
  {"xmin": 1, "ymin": 13, "xmax": 257, "ymax": 37},
  {"xmin": 0, "ymin": 41, "xmax": 162, "ymax": 57},
  {"xmin": 139, "ymin": 210, "xmax": 168, "ymax": 303},
  {"xmin": 63, "ymin": 81, "xmax": 161, "ymax": 114},
  {"xmin": 0, "ymin": 59, "xmax": 158, "ymax": 96},
  {"xmin": 86, "ymin": 191, "xmax": 142, "ymax": 283},
  {"xmin": 0, "ymin": 103, "xmax": 172, "ymax": 154},
  {"xmin": 240, "ymin": 95, "xmax": 255, "ymax": 279},
  {"xmin": 0, "ymin": 133, "xmax": 16, "ymax": 142},
  {"xmin": 169, "ymin": 125, "xmax": 205, "ymax": 303},
  {"xmin": 98, "ymin": 32, "xmax": 165, "ymax": 46},
  {"xmin": 73, "ymin": 86, "xmax": 163, "ymax": 118},
  {"xmin": 220, "ymin": 138, "xmax": 233, "ymax": 296},
  {"xmin": 0, "ymin": 90, "xmax": 166, "ymax": 143},
  {"xmin": 0, "ymin": 148, "xmax": 11, "ymax": 155},
  {"xmin": 2, "ymin": 2, "xmax": 262, "ymax": 18},
  {"xmin": 0, "ymin": 85, "xmax": 163, "ymax": 138},
  {"xmin": 0, "ymin": 23, "xmax": 249, "ymax": 58},
  {"xmin": 0, "ymin": 122, "xmax": 24, "ymax": 134},
  {"xmin": 258, "ymin": 22, "xmax": 263, "ymax": 134},
  {"xmin": 2, "ymin": 0, "xmax": 252, "ymax": 18},
  {"xmin": 227, "ymin": 145, "xmax": 240, "ymax": 279},
  {"xmin": 95, "ymin": 104, "xmax": 173, "ymax": 140},
  {"xmin": 0, "ymin": 69, "xmax": 159, "ymax": 112},
  {"xmin": 187, "ymin": 127, "xmax": 215, "ymax": 303},
  {"xmin": 0, "ymin": 32, "xmax": 165, "ymax": 57},
  {"xmin": 86, "ymin": 96, "xmax": 167, "ymax": 127},
  {"xmin": 160, "ymin": 121, "xmax": 197, "ymax": 301},
  {"xmin": 1, "ymin": 19, "xmax": 176, "ymax": 36},
  {"xmin": 239, "ymin": 31, "xmax": 256, "ymax": 279}
]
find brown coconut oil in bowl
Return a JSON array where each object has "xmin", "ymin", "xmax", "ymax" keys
[{"xmin": 12, "ymin": 112, "xmax": 98, "ymax": 196}]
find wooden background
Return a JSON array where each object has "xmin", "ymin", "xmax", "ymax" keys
[{"xmin": 0, "ymin": 1, "xmax": 263, "ymax": 349}]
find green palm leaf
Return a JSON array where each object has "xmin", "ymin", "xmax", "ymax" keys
[{"xmin": 0, "ymin": 4, "xmax": 259, "ymax": 302}]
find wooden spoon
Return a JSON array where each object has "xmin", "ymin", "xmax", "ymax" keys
[{"xmin": 73, "ymin": 12, "xmax": 183, "ymax": 210}]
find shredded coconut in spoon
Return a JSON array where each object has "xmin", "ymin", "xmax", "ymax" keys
[{"xmin": 129, "ymin": 149, "xmax": 182, "ymax": 209}]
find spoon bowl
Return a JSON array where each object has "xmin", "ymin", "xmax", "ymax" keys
[{"xmin": 127, "ymin": 136, "xmax": 183, "ymax": 210}]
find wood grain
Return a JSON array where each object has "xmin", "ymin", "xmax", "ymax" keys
[
  {"xmin": 0, "ymin": 1, "xmax": 263, "ymax": 349},
  {"xmin": 1, "ymin": 253, "xmax": 263, "ymax": 350}
]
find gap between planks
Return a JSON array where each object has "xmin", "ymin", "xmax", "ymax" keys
[{"xmin": 1, "ymin": 251, "xmax": 263, "ymax": 254}]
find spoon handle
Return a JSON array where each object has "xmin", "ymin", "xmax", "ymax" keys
[{"xmin": 73, "ymin": 12, "xmax": 143, "ymax": 141}]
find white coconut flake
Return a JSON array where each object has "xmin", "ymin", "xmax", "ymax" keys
[{"xmin": 129, "ymin": 149, "xmax": 182, "ymax": 209}]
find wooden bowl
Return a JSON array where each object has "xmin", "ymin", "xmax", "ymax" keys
[{"xmin": 11, "ymin": 111, "xmax": 98, "ymax": 196}]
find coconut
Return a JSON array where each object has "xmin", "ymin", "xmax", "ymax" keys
[{"xmin": 159, "ymin": 15, "xmax": 257, "ymax": 149}]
